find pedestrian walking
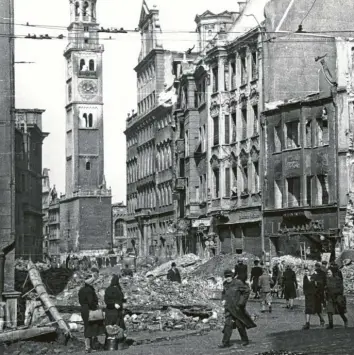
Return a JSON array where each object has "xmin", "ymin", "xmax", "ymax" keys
[
  {"xmin": 78, "ymin": 274, "xmax": 106, "ymax": 353},
  {"xmin": 302, "ymin": 267, "xmax": 325, "ymax": 329},
  {"xmin": 279, "ymin": 260, "xmax": 285, "ymax": 298},
  {"xmin": 250, "ymin": 259, "xmax": 263, "ymax": 299},
  {"xmin": 325, "ymin": 269, "xmax": 348, "ymax": 329},
  {"xmin": 314, "ymin": 262, "xmax": 327, "ymax": 309},
  {"xmin": 234, "ymin": 259, "xmax": 248, "ymax": 282},
  {"xmin": 167, "ymin": 262, "xmax": 181, "ymax": 283},
  {"xmin": 282, "ymin": 265, "xmax": 297, "ymax": 309},
  {"xmin": 219, "ymin": 269, "xmax": 256, "ymax": 349},
  {"xmin": 258, "ymin": 268, "xmax": 273, "ymax": 313}
]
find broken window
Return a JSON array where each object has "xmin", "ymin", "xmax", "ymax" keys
[
  {"xmin": 83, "ymin": 113, "xmax": 88, "ymax": 127},
  {"xmin": 224, "ymin": 114, "xmax": 230, "ymax": 144},
  {"xmin": 213, "ymin": 116, "xmax": 219, "ymax": 145},
  {"xmin": 241, "ymin": 56, "xmax": 247, "ymax": 85},
  {"xmin": 253, "ymin": 161, "xmax": 259, "ymax": 192},
  {"xmin": 242, "ymin": 165, "xmax": 248, "ymax": 193},
  {"xmin": 231, "ymin": 167, "xmax": 237, "ymax": 197},
  {"xmin": 231, "ymin": 112, "xmax": 236, "ymax": 142},
  {"xmin": 285, "ymin": 121, "xmax": 299, "ymax": 149},
  {"xmin": 317, "ymin": 115, "xmax": 329, "ymax": 146},
  {"xmin": 230, "ymin": 61, "xmax": 236, "ymax": 90},
  {"xmin": 253, "ymin": 105, "xmax": 258, "ymax": 135},
  {"xmin": 286, "ymin": 177, "xmax": 300, "ymax": 207},
  {"xmin": 225, "ymin": 167, "xmax": 230, "ymax": 197},
  {"xmin": 317, "ymin": 175, "xmax": 329, "ymax": 205},
  {"xmin": 305, "ymin": 119, "xmax": 312, "ymax": 148},
  {"xmin": 274, "ymin": 179, "xmax": 282, "ymax": 208},
  {"xmin": 306, "ymin": 175, "xmax": 313, "ymax": 206},
  {"xmin": 274, "ymin": 125, "xmax": 282, "ymax": 152},
  {"xmin": 213, "ymin": 169, "xmax": 220, "ymax": 198},
  {"xmin": 251, "ymin": 51, "xmax": 258, "ymax": 80},
  {"xmin": 241, "ymin": 108, "xmax": 247, "ymax": 140},
  {"xmin": 212, "ymin": 66, "xmax": 218, "ymax": 92},
  {"xmin": 88, "ymin": 113, "xmax": 93, "ymax": 127}
]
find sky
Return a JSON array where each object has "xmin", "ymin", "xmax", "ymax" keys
[{"xmin": 14, "ymin": 0, "xmax": 240, "ymax": 203}]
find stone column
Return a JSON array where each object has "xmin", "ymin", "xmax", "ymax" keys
[
  {"xmin": 218, "ymin": 57, "xmax": 225, "ymax": 92},
  {"xmin": 3, "ymin": 291, "xmax": 21, "ymax": 329},
  {"xmin": 143, "ymin": 221, "xmax": 149, "ymax": 257}
]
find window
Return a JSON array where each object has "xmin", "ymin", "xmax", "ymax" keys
[
  {"xmin": 231, "ymin": 113, "xmax": 236, "ymax": 142},
  {"xmin": 225, "ymin": 167, "xmax": 230, "ymax": 197},
  {"xmin": 306, "ymin": 176, "xmax": 313, "ymax": 206},
  {"xmin": 75, "ymin": 2, "xmax": 80, "ymax": 16},
  {"xmin": 88, "ymin": 113, "xmax": 93, "ymax": 127},
  {"xmin": 80, "ymin": 59, "xmax": 86, "ymax": 71},
  {"xmin": 274, "ymin": 179, "xmax": 282, "ymax": 208},
  {"xmin": 242, "ymin": 165, "xmax": 248, "ymax": 193},
  {"xmin": 213, "ymin": 169, "xmax": 220, "ymax": 198},
  {"xmin": 287, "ymin": 177, "xmax": 300, "ymax": 207},
  {"xmin": 285, "ymin": 121, "xmax": 299, "ymax": 149},
  {"xmin": 253, "ymin": 105, "xmax": 258, "ymax": 135},
  {"xmin": 317, "ymin": 116, "xmax": 329, "ymax": 146},
  {"xmin": 213, "ymin": 116, "xmax": 219, "ymax": 145},
  {"xmin": 253, "ymin": 162, "xmax": 259, "ymax": 192},
  {"xmin": 185, "ymin": 130, "xmax": 189, "ymax": 156},
  {"xmin": 241, "ymin": 108, "xmax": 247, "ymax": 139},
  {"xmin": 115, "ymin": 220, "xmax": 124, "ymax": 237},
  {"xmin": 224, "ymin": 65, "xmax": 229, "ymax": 91},
  {"xmin": 317, "ymin": 175, "xmax": 329, "ymax": 205},
  {"xmin": 83, "ymin": 1, "xmax": 89, "ymax": 16},
  {"xmin": 305, "ymin": 119, "xmax": 312, "ymax": 148},
  {"xmin": 195, "ymin": 186, "xmax": 200, "ymax": 202},
  {"xmin": 241, "ymin": 56, "xmax": 247, "ymax": 84},
  {"xmin": 224, "ymin": 114, "xmax": 230, "ymax": 144},
  {"xmin": 89, "ymin": 59, "xmax": 95, "ymax": 71},
  {"xmin": 212, "ymin": 66, "xmax": 218, "ymax": 92},
  {"xmin": 230, "ymin": 61, "xmax": 236, "ymax": 90},
  {"xmin": 274, "ymin": 125, "xmax": 282, "ymax": 152},
  {"xmin": 83, "ymin": 113, "xmax": 88, "ymax": 127},
  {"xmin": 199, "ymin": 176, "xmax": 203, "ymax": 201},
  {"xmin": 231, "ymin": 167, "xmax": 237, "ymax": 196},
  {"xmin": 251, "ymin": 51, "xmax": 258, "ymax": 79},
  {"xmin": 86, "ymin": 161, "xmax": 91, "ymax": 170}
]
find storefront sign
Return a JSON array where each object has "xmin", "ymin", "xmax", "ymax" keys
[
  {"xmin": 278, "ymin": 219, "xmax": 324, "ymax": 234},
  {"xmin": 239, "ymin": 210, "xmax": 261, "ymax": 221},
  {"xmin": 192, "ymin": 219, "xmax": 211, "ymax": 228}
]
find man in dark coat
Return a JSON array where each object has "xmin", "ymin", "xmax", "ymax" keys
[
  {"xmin": 250, "ymin": 259, "xmax": 263, "ymax": 299},
  {"xmin": 78, "ymin": 275, "xmax": 106, "ymax": 352},
  {"xmin": 167, "ymin": 262, "xmax": 181, "ymax": 283},
  {"xmin": 219, "ymin": 269, "xmax": 256, "ymax": 348},
  {"xmin": 234, "ymin": 259, "xmax": 248, "ymax": 282}
]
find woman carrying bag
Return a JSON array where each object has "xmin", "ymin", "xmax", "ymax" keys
[
  {"xmin": 104, "ymin": 274, "xmax": 127, "ymax": 349},
  {"xmin": 78, "ymin": 274, "xmax": 106, "ymax": 353}
]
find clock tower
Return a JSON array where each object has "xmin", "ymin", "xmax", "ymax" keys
[{"xmin": 60, "ymin": 0, "xmax": 112, "ymax": 255}]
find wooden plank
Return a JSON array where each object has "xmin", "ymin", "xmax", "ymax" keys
[{"xmin": 0, "ymin": 326, "xmax": 56, "ymax": 343}]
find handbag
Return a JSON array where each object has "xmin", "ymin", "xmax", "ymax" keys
[{"xmin": 88, "ymin": 309, "xmax": 105, "ymax": 322}]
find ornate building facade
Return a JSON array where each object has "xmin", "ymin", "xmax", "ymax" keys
[
  {"xmin": 59, "ymin": 0, "xmax": 112, "ymax": 257},
  {"xmin": 112, "ymin": 202, "xmax": 128, "ymax": 251}
]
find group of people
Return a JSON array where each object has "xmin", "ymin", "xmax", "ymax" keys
[
  {"xmin": 78, "ymin": 269, "xmax": 127, "ymax": 353},
  {"xmin": 219, "ymin": 258, "xmax": 348, "ymax": 348}
]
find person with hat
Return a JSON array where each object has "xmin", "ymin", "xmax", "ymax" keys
[
  {"xmin": 250, "ymin": 259, "xmax": 263, "ymax": 299},
  {"xmin": 282, "ymin": 264, "xmax": 298, "ymax": 309},
  {"xmin": 302, "ymin": 267, "xmax": 325, "ymax": 329},
  {"xmin": 167, "ymin": 262, "xmax": 181, "ymax": 283},
  {"xmin": 219, "ymin": 269, "xmax": 256, "ymax": 348},
  {"xmin": 314, "ymin": 262, "xmax": 327, "ymax": 309},
  {"xmin": 78, "ymin": 274, "xmax": 106, "ymax": 353},
  {"xmin": 234, "ymin": 259, "xmax": 248, "ymax": 283}
]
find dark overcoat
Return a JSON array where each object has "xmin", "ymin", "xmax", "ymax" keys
[
  {"xmin": 78, "ymin": 284, "xmax": 106, "ymax": 338},
  {"xmin": 326, "ymin": 276, "xmax": 347, "ymax": 315},
  {"xmin": 234, "ymin": 264, "xmax": 248, "ymax": 282},
  {"xmin": 250, "ymin": 266, "xmax": 263, "ymax": 292},
  {"xmin": 222, "ymin": 279, "xmax": 256, "ymax": 330},
  {"xmin": 282, "ymin": 269, "xmax": 297, "ymax": 300},
  {"xmin": 104, "ymin": 284, "xmax": 126, "ymax": 330},
  {"xmin": 167, "ymin": 268, "xmax": 181, "ymax": 283},
  {"xmin": 303, "ymin": 275, "xmax": 322, "ymax": 314}
]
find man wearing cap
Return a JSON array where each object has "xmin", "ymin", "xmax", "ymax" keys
[
  {"xmin": 234, "ymin": 259, "xmax": 248, "ymax": 283},
  {"xmin": 219, "ymin": 269, "xmax": 256, "ymax": 348}
]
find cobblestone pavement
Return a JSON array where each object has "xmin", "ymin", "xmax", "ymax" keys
[{"xmin": 66, "ymin": 298, "xmax": 354, "ymax": 355}]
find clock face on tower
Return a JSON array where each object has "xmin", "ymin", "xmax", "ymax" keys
[{"xmin": 78, "ymin": 79, "xmax": 98, "ymax": 99}]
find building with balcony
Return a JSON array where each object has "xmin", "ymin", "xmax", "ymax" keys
[
  {"xmin": 15, "ymin": 109, "xmax": 49, "ymax": 261},
  {"xmin": 125, "ymin": 0, "xmax": 198, "ymax": 258}
]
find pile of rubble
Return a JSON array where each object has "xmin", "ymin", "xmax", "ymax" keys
[{"xmin": 15, "ymin": 258, "xmax": 51, "ymax": 271}]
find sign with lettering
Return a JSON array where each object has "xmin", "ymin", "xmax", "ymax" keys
[
  {"xmin": 277, "ymin": 219, "xmax": 325, "ymax": 234},
  {"xmin": 238, "ymin": 210, "xmax": 261, "ymax": 221},
  {"xmin": 322, "ymin": 252, "xmax": 331, "ymax": 264}
]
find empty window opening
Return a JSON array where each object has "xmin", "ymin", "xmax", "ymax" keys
[
  {"xmin": 75, "ymin": 2, "xmax": 80, "ymax": 16},
  {"xmin": 83, "ymin": 113, "xmax": 88, "ymax": 127},
  {"xmin": 80, "ymin": 59, "xmax": 86, "ymax": 71},
  {"xmin": 89, "ymin": 60, "xmax": 95, "ymax": 71},
  {"xmin": 86, "ymin": 161, "xmax": 91, "ymax": 170},
  {"xmin": 88, "ymin": 113, "xmax": 93, "ymax": 127},
  {"xmin": 83, "ymin": 1, "xmax": 89, "ymax": 16},
  {"xmin": 287, "ymin": 177, "xmax": 300, "ymax": 207}
]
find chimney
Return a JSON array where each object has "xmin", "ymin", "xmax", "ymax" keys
[{"xmin": 238, "ymin": 1, "xmax": 246, "ymax": 13}]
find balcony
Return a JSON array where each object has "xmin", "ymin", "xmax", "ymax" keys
[
  {"xmin": 60, "ymin": 188, "xmax": 111, "ymax": 200},
  {"xmin": 175, "ymin": 177, "xmax": 186, "ymax": 190},
  {"xmin": 176, "ymin": 139, "xmax": 185, "ymax": 154},
  {"xmin": 78, "ymin": 70, "xmax": 97, "ymax": 79}
]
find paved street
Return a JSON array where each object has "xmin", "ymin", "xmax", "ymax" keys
[{"xmin": 70, "ymin": 297, "xmax": 354, "ymax": 355}]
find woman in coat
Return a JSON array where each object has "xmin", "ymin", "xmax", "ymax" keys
[
  {"xmin": 104, "ymin": 274, "xmax": 126, "ymax": 331},
  {"xmin": 282, "ymin": 265, "xmax": 297, "ymax": 309},
  {"xmin": 302, "ymin": 267, "xmax": 325, "ymax": 329},
  {"xmin": 250, "ymin": 259, "xmax": 263, "ymax": 299},
  {"xmin": 325, "ymin": 269, "xmax": 348, "ymax": 329},
  {"xmin": 78, "ymin": 275, "xmax": 106, "ymax": 353}
]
